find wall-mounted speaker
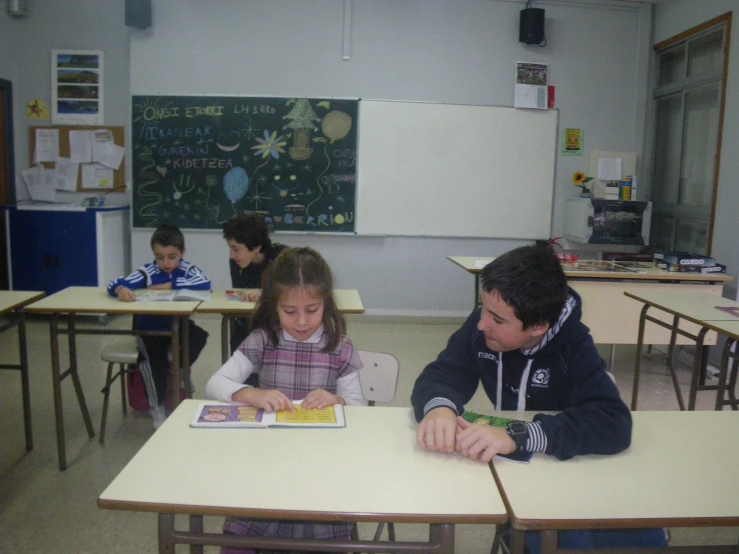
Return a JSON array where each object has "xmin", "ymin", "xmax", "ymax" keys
[
  {"xmin": 125, "ymin": 0, "xmax": 151, "ymax": 30},
  {"xmin": 7, "ymin": 0, "xmax": 29, "ymax": 18},
  {"xmin": 519, "ymin": 8, "xmax": 545, "ymax": 45}
]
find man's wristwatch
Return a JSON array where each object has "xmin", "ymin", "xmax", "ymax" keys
[{"xmin": 506, "ymin": 421, "xmax": 529, "ymax": 451}]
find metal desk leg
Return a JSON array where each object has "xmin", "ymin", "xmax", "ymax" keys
[
  {"xmin": 18, "ymin": 310, "xmax": 33, "ymax": 451},
  {"xmin": 189, "ymin": 515, "xmax": 203, "ymax": 554},
  {"xmin": 181, "ymin": 317, "xmax": 191, "ymax": 400},
  {"xmin": 726, "ymin": 339, "xmax": 739, "ymax": 410},
  {"xmin": 429, "ymin": 523, "xmax": 455, "ymax": 554},
  {"xmin": 67, "ymin": 314, "xmax": 95, "ymax": 438},
  {"xmin": 667, "ymin": 315, "xmax": 686, "ymax": 411},
  {"xmin": 170, "ymin": 317, "xmax": 182, "ymax": 408},
  {"xmin": 158, "ymin": 513, "xmax": 176, "ymax": 554},
  {"xmin": 510, "ymin": 528, "xmax": 527, "ymax": 554},
  {"xmin": 221, "ymin": 315, "xmax": 230, "ymax": 364},
  {"xmin": 688, "ymin": 327, "xmax": 710, "ymax": 411},
  {"xmin": 49, "ymin": 314, "xmax": 67, "ymax": 470},
  {"xmin": 540, "ymin": 530, "xmax": 558, "ymax": 554},
  {"xmin": 716, "ymin": 339, "xmax": 733, "ymax": 410},
  {"xmin": 631, "ymin": 304, "xmax": 649, "ymax": 410}
]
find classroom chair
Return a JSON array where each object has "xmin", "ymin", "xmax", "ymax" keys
[
  {"xmin": 357, "ymin": 350, "xmax": 400, "ymax": 542},
  {"xmin": 98, "ymin": 337, "xmax": 139, "ymax": 444}
]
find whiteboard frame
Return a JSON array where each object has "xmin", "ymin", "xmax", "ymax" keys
[{"xmin": 356, "ymin": 100, "xmax": 558, "ymax": 239}]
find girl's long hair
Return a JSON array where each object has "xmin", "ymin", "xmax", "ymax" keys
[{"xmin": 251, "ymin": 247, "xmax": 345, "ymax": 352}]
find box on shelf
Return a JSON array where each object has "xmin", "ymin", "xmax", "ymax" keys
[
  {"xmin": 659, "ymin": 262, "xmax": 727, "ymax": 274},
  {"xmin": 653, "ymin": 251, "xmax": 717, "ymax": 266}
]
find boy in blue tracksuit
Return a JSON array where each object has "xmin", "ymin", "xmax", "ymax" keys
[
  {"xmin": 411, "ymin": 245, "xmax": 666, "ymax": 552},
  {"xmin": 107, "ymin": 224, "xmax": 210, "ymax": 429}
]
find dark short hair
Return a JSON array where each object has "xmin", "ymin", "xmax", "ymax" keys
[
  {"xmin": 480, "ymin": 245, "xmax": 568, "ymax": 329},
  {"xmin": 252, "ymin": 247, "xmax": 345, "ymax": 352},
  {"xmin": 150, "ymin": 224, "xmax": 185, "ymax": 252},
  {"xmin": 222, "ymin": 213, "xmax": 271, "ymax": 250}
]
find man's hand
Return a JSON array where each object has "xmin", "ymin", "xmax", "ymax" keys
[
  {"xmin": 416, "ymin": 407, "xmax": 458, "ymax": 454},
  {"xmin": 233, "ymin": 388, "xmax": 295, "ymax": 413},
  {"xmin": 116, "ymin": 286, "xmax": 136, "ymax": 302},
  {"xmin": 456, "ymin": 416, "xmax": 517, "ymax": 463}
]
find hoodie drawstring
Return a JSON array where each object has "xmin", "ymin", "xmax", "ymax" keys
[{"xmin": 496, "ymin": 356, "xmax": 533, "ymax": 412}]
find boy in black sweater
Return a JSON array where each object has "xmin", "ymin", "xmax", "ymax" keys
[{"xmin": 411, "ymin": 245, "xmax": 666, "ymax": 551}]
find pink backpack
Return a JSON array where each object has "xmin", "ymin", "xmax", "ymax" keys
[{"xmin": 127, "ymin": 364, "xmax": 190, "ymax": 412}]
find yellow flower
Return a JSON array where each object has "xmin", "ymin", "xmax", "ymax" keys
[{"xmin": 572, "ymin": 171, "xmax": 594, "ymax": 187}]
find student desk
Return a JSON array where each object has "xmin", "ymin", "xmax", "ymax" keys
[
  {"xmin": 447, "ymin": 256, "xmax": 732, "ymax": 346},
  {"xmin": 196, "ymin": 289, "xmax": 366, "ymax": 362},
  {"xmin": 625, "ymin": 289, "xmax": 739, "ymax": 411},
  {"xmin": 98, "ymin": 401, "xmax": 506, "ymax": 554},
  {"xmin": 0, "ymin": 290, "xmax": 45, "ymax": 451},
  {"xmin": 24, "ymin": 286, "xmax": 201, "ymax": 470},
  {"xmin": 494, "ymin": 411, "xmax": 739, "ymax": 554}
]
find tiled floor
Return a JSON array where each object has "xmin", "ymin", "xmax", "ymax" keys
[{"xmin": 1, "ymin": 313, "xmax": 737, "ymax": 553}]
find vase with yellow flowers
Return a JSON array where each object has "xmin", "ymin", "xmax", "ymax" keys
[{"xmin": 572, "ymin": 171, "xmax": 595, "ymax": 197}]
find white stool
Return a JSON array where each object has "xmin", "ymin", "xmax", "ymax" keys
[{"xmin": 99, "ymin": 338, "xmax": 139, "ymax": 444}]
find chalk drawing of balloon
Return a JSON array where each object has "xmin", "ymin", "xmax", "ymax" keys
[
  {"xmin": 284, "ymin": 213, "xmax": 294, "ymax": 224},
  {"xmin": 223, "ymin": 167, "xmax": 249, "ymax": 203},
  {"xmin": 321, "ymin": 111, "xmax": 352, "ymax": 142}
]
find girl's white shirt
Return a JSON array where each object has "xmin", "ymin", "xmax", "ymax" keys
[{"xmin": 205, "ymin": 325, "xmax": 366, "ymax": 406}]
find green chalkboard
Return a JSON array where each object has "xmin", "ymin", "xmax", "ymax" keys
[{"xmin": 131, "ymin": 96, "xmax": 358, "ymax": 231}]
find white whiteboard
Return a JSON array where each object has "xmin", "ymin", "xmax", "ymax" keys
[{"xmin": 356, "ymin": 100, "xmax": 558, "ymax": 238}]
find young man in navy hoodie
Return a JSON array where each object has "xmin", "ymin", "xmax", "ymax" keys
[{"xmin": 411, "ymin": 245, "xmax": 666, "ymax": 552}]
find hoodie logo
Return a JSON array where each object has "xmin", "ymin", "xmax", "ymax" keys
[
  {"xmin": 531, "ymin": 368, "xmax": 550, "ymax": 388},
  {"xmin": 478, "ymin": 352, "xmax": 498, "ymax": 362}
]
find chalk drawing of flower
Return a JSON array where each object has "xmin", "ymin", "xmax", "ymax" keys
[{"xmin": 252, "ymin": 130, "xmax": 287, "ymax": 159}]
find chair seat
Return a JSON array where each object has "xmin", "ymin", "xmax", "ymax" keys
[{"xmin": 101, "ymin": 339, "xmax": 139, "ymax": 364}]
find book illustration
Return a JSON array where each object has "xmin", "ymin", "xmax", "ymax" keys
[
  {"xmin": 715, "ymin": 306, "xmax": 739, "ymax": 318},
  {"xmin": 225, "ymin": 289, "xmax": 242, "ymax": 301},
  {"xmin": 461, "ymin": 410, "xmax": 533, "ymax": 464},
  {"xmin": 135, "ymin": 289, "xmax": 211, "ymax": 302},
  {"xmin": 191, "ymin": 401, "xmax": 345, "ymax": 429}
]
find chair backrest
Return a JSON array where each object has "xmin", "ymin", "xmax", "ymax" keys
[{"xmin": 357, "ymin": 351, "xmax": 399, "ymax": 405}]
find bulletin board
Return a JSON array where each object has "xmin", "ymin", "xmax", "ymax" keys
[{"xmin": 28, "ymin": 125, "xmax": 125, "ymax": 191}]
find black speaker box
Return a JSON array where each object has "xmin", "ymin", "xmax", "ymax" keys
[
  {"xmin": 126, "ymin": 0, "xmax": 152, "ymax": 30},
  {"xmin": 519, "ymin": 8, "xmax": 545, "ymax": 45}
]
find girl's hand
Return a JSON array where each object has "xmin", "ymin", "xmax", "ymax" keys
[
  {"xmin": 455, "ymin": 416, "xmax": 517, "ymax": 463},
  {"xmin": 116, "ymin": 287, "xmax": 136, "ymax": 302},
  {"xmin": 148, "ymin": 282, "xmax": 172, "ymax": 290},
  {"xmin": 301, "ymin": 389, "xmax": 343, "ymax": 410},
  {"xmin": 237, "ymin": 388, "xmax": 295, "ymax": 413},
  {"xmin": 243, "ymin": 289, "xmax": 262, "ymax": 302}
]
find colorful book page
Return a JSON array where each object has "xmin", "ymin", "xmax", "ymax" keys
[{"xmin": 275, "ymin": 405, "xmax": 338, "ymax": 425}]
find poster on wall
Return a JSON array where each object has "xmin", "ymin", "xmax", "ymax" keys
[{"xmin": 51, "ymin": 49, "xmax": 104, "ymax": 125}]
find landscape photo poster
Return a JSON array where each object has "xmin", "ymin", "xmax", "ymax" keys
[{"xmin": 51, "ymin": 49, "xmax": 103, "ymax": 125}]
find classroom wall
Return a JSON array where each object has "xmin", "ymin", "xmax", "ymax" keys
[
  {"xmin": 3, "ymin": 0, "xmax": 655, "ymax": 315},
  {"xmin": 1, "ymin": 0, "xmax": 131, "ymax": 207},
  {"xmin": 653, "ymin": 0, "xmax": 739, "ymax": 302},
  {"xmin": 128, "ymin": 0, "xmax": 651, "ymax": 315}
]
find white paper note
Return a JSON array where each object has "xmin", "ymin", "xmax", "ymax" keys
[
  {"xmin": 22, "ymin": 166, "xmax": 56, "ymax": 202},
  {"xmin": 82, "ymin": 163, "xmax": 114, "ymax": 188},
  {"xmin": 597, "ymin": 158, "xmax": 622, "ymax": 181},
  {"xmin": 34, "ymin": 129, "xmax": 59, "ymax": 163},
  {"xmin": 91, "ymin": 129, "xmax": 114, "ymax": 162},
  {"xmin": 69, "ymin": 130, "xmax": 92, "ymax": 163},
  {"xmin": 54, "ymin": 157, "xmax": 79, "ymax": 191},
  {"xmin": 99, "ymin": 143, "xmax": 125, "ymax": 170}
]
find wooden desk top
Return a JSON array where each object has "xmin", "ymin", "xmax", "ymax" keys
[
  {"xmin": 24, "ymin": 286, "xmax": 200, "ymax": 316},
  {"xmin": 195, "ymin": 289, "xmax": 365, "ymax": 315},
  {"xmin": 623, "ymin": 289, "xmax": 739, "ymax": 326},
  {"xmin": 448, "ymin": 256, "xmax": 734, "ymax": 283},
  {"xmin": 1, "ymin": 291, "xmax": 45, "ymax": 314},
  {"xmin": 99, "ymin": 401, "xmax": 505, "ymax": 524},
  {"xmin": 494, "ymin": 411, "xmax": 739, "ymax": 530}
]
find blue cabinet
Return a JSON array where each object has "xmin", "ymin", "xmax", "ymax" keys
[{"xmin": 5, "ymin": 206, "xmax": 130, "ymax": 295}]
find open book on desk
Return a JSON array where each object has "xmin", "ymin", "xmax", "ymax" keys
[
  {"xmin": 135, "ymin": 289, "xmax": 211, "ymax": 302},
  {"xmin": 191, "ymin": 401, "xmax": 346, "ymax": 429},
  {"xmin": 461, "ymin": 410, "xmax": 533, "ymax": 463}
]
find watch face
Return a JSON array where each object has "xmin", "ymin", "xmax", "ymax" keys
[{"xmin": 508, "ymin": 421, "xmax": 527, "ymax": 435}]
